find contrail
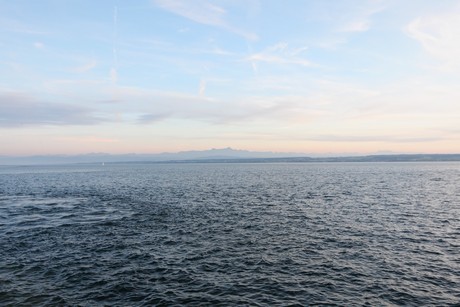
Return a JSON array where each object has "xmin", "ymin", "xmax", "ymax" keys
[
  {"xmin": 111, "ymin": 6, "xmax": 118, "ymax": 85},
  {"xmin": 199, "ymin": 79, "xmax": 207, "ymax": 96}
]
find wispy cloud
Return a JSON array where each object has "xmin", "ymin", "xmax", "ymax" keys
[
  {"xmin": 104, "ymin": 86, "xmax": 315, "ymax": 125},
  {"xmin": 303, "ymin": 1, "xmax": 384, "ymax": 34},
  {"xmin": 43, "ymin": 79, "xmax": 106, "ymax": 94},
  {"xmin": 136, "ymin": 113, "xmax": 170, "ymax": 124},
  {"xmin": 338, "ymin": 20, "xmax": 370, "ymax": 33},
  {"xmin": 247, "ymin": 53, "xmax": 311, "ymax": 67},
  {"xmin": 73, "ymin": 59, "xmax": 97, "ymax": 73},
  {"xmin": 0, "ymin": 91, "xmax": 106, "ymax": 127},
  {"xmin": 336, "ymin": 2, "xmax": 384, "ymax": 33},
  {"xmin": 246, "ymin": 42, "xmax": 312, "ymax": 71},
  {"xmin": 154, "ymin": 0, "xmax": 225, "ymax": 26},
  {"xmin": 405, "ymin": 7, "xmax": 460, "ymax": 70},
  {"xmin": 33, "ymin": 42, "xmax": 45, "ymax": 49},
  {"xmin": 0, "ymin": 18, "xmax": 50, "ymax": 35},
  {"xmin": 153, "ymin": 0, "xmax": 257, "ymax": 40},
  {"xmin": 308, "ymin": 134, "xmax": 444, "ymax": 143},
  {"xmin": 56, "ymin": 136, "xmax": 120, "ymax": 144}
]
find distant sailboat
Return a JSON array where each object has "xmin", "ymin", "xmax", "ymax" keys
[{"xmin": 102, "ymin": 162, "xmax": 105, "ymax": 166}]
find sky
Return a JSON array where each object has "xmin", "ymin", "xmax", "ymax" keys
[{"xmin": 1, "ymin": 0, "xmax": 460, "ymax": 156}]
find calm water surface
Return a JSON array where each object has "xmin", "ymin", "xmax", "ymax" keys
[{"xmin": 0, "ymin": 162, "xmax": 459, "ymax": 306}]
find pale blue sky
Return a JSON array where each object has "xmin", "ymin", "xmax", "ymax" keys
[{"xmin": 1, "ymin": 0, "xmax": 460, "ymax": 155}]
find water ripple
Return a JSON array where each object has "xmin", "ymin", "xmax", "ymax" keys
[{"xmin": 0, "ymin": 162, "xmax": 459, "ymax": 305}]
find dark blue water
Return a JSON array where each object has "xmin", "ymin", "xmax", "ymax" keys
[{"xmin": 1, "ymin": 162, "xmax": 459, "ymax": 306}]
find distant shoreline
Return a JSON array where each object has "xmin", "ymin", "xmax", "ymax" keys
[
  {"xmin": 133, "ymin": 154, "xmax": 460, "ymax": 164},
  {"xmin": 1, "ymin": 154, "xmax": 460, "ymax": 166}
]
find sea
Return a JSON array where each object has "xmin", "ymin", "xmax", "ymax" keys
[{"xmin": 0, "ymin": 162, "xmax": 459, "ymax": 306}]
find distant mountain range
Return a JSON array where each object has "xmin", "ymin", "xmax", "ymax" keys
[
  {"xmin": 0, "ymin": 148, "xmax": 302, "ymax": 165},
  {"xmin": 1, "ymin": 148, "xmax": 460, "ymax": 165}
]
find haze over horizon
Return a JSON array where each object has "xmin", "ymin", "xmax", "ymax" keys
[
  {"xmin": 0, "ymin": 146, "xmax": 438, "ymax": 159},
  {"xmin": 1, "ymin": 0, "xmax": 460, "ymax": 156}
]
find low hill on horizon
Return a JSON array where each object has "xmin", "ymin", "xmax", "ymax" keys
[
  {"xmin": 0, "ymin": 147, "xmax": 304, "ymax": 165},
  {"xmin": 1, "ymin": 148, "xmax": 460, "ymax": 165}
]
